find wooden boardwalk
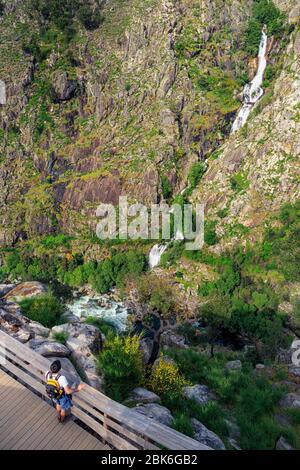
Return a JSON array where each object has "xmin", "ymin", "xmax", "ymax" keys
[
  {"xmin": 0, "ymin": 369, "xmax": 108, "ymax": 450},
  {"xmin": 0, "ymin": 330, "xmax": 210, "ymax": 450}
]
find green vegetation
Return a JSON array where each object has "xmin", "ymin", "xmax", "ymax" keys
[
  {"xmin": 204, "ymin": 220, "xmax": 218, "ymax": 246},
  {"xmin": 19, "ymin": 292, "xmax": 63, "ymax": 328},
  {"xmin": 230, "ymin": 172, "xmax": 250, "ymax": 193},
  {"xmin": 166, "ymin": 348, "xmax": 291, "ymax": 449},
  {"xmin": 52, "ymin": 331, "xmax": 69, "ymax": 344},
  {"xmin": 188, "ymin": 162, "xmax": 206, "ymax": 191},
  {"xmin": 161, "ymin": 175, "xmax": 172, "ymax": 201},
  {"xmin": 1, "ymin": 247, "xmax": 147, "ymax": 295},
  {"xmin": 0, "ymin": 2, "xmax": 4, "ymax": 16},
  {"xmin": 244, "ymin": 0, "xmax": 286, "ymax": 56},
  {"xmin": 97, "ymin": 336, "xmax": 144, "ymax": 402},
  {"xmin": 30, "ymin": 0, "xmax": 102, "ymax": 35},
  {"xmin": 136, "ymin": 274, "xmax": 177, "ymax": 319},
  {"xmin": 146, "ymin": 359, "xmax": 187, "ymax": 396},
  {"xmin": 85, "ymin": 316, "xmax": 117, "ymax": 338}
]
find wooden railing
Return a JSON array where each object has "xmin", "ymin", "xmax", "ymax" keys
[{"xmin": 0, "ymin": 330, "xmax": 211, "ymax": 450}]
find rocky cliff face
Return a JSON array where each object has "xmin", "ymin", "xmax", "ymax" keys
[
  {"xmin": 0, "ymin": 0, "xmax": 299, "ymax": 249},
  {"xmin": 192, "ymin": 3, "xmax": 300, "ymax": 249}
]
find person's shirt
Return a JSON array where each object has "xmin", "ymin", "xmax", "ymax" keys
[{"xmin": 45, "ymin": 371, "xmax": 69, "ymax": 391}]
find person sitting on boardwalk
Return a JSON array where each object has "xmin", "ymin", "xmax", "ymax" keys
[{"xmin": 45, "ymin": 360, "xmax": 85, "ymax": 422}]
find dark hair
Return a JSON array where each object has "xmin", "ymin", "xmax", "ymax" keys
[{"xmin": 50, "ymin": 360, "xmax": 61, "ymax": 374}]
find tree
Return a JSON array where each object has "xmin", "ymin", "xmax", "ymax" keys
[
  {"xmin": 97, "ymin": 336, "xmax": 144, "ymax": 401},
  {"xmin": 201, "ymin": 294, "xmax": 232, "ymax": 357}
]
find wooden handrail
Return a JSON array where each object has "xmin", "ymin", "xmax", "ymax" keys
[{"xmin": 0, "ymin": 329, "xmax": 211, "ymax": 450}]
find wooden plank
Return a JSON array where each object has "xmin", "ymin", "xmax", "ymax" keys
[
  {"xmin": 0, "ymin": 345, "xmax": 46, "ymax": 382},
  {"xmin": 0, "ymin": 330, "xmax": 211, "ymax": 450},
  {"xmin": 72, "ymin": 406, "xmax": 138, "ymax": 450},
  {"xmin": 0, "ymin": 360, "xmax": 46, "ymax": 395},
  {"xmin": 12, "ymin": 407, "xmax": 57, "ymax": 450},
  {"xmin": 78, "ymin": 386, "xmax": 208, "ymax": 450},
  {"xmin": 1, "ymin": 400, "xmax": 47, "ymax": 449},
  {"xmin": 0, "ymin": 390, "xmax": 38, "ymax": 428},
  {"xmin": 0, "ymin": 331, "xmax": 50, "ymax": 370},
  {"xmin": 73, "ymin": 396, "xmax": 157, "ymax": 449}
]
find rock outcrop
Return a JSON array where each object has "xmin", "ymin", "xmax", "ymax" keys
[
  {"xmin": 183, "ymin": 384, "xmax": 216, "ymax": 406},
  {"xmin": 191, "ymin": 419, "xmax": 226, "ymax": 450},
  {"xmin": 133, "ymin": 403, "xmax": 174, "ymax": 427},
  {"xmin": 4, "ymin": 282, "xmax": 47, "ymax": 302}
]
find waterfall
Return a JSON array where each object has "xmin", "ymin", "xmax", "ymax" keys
[
  {"xmin": 231, "ymin": 30, "xmax": 268, "ymax": 133},
  {"xmin": 149, "ymin": 243, "xmax": 169, "ymax": 269},
  {"xmin": 149, "ymin": 231, "xmax": 184, "ymax": 269}
]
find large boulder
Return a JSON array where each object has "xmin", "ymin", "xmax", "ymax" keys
[
  {"xmin": 52, "ymin": 71, "xmax": 77, "ymax": 101},
  {"xmin": 28, "ymin": 339, "xmax": 71, "ymax": 357},
  {"xmin": 28, "ymin": 321, "xmax": 50, "ymax": 338},
  {"xmin": 279, "ymin": 393, "xmax": 300, "ymax": 410},
  {"xmin": 276, "ymin": 436, "xmax": 295, "ymax": 451},
  {"xmin": 70, "ymin": 345, "xmax": 104, "ymax": 391},
  {"xmin": 133, "ymin": 404, "xmax": 174, "ymax": 427},
  {"xmin": 183, "ymin": 384, "xmax": 216, "ymax": 406},
  {"xmin": 4, "ymin": 282, "xmax": 47, "ymax": 302},
  {"xmin": 191, "ymin": 419, "xmax": 226, "ymax": 450},
  {"xmin": 225, "ymin": 360, "xmax": 242, "ymax": 371},
  {"xmin": 160, "ymin": 330, "xmax": 187, "ymax": 349},
  {"xmin": 289, "ymin": 6, "xmax": 300, "ymax": 25},
  {"xmin": 0, "ymin": 303, "xmax": 32, "ymax": 343},
  {"xmin": 51, "ymin": 323, "xmax": 103, "ymax": 354},
  {"xmin": 51, "ymin": 323, "xmax": 103, "ymax": 391},
  {"xmin": 0, "ymin": 284, "xmax": 15, "ymax": 298},
  {"xmin": 126, "ymin": 388, "xmax": 161, "ymax": 405},
  {"xmin": 139, "ymin": 337, "xmax": 154, "ymax": 365}
]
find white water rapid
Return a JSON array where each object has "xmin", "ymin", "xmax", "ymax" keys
[
  {"xmin": 66, "ymin": 294, "xmax": 129, "ymax": 332},
  {"xmin": 231, "ymin": 30, "xmax": 268, "ymax": 133}
]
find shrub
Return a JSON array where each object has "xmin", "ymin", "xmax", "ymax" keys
[
  {"xmin": 19, "ymin": 292, "xmax": 63, "ymax": 328},
  {"xmin": 137, "ymin": 274, "xmax": 177, "ymax": 318},
  {"xmin": 97, "ymin": 335, "xmax": 144, "ymax": 402},
  {"xmin": 230, "ymin": 172, "xmax": 250, "ymax": 193},
  {"xmin": 0, "ymin": 1, "xmax": 4, "ymax": 16},
  {"xmin": 78, "ymin": 4, "xmax": 102, "ymax": 30},
  {"xmin": 146, "ymin": 359, "xmax": 187, "ymax": 396},
  {"xmin": 85, "ymin": 316, "xmax": 116, "ymax": 338},
  {"xmin": 204, "ymin": 220, "xmax": 218, "ymax": 246},
  {"xmin": 52, "ymin": 331, "xmax": 69, "ymax": 344},
  {"xmin": 172, "ymin": 413, "xmax": 194, "ymax": 437},
  {"xmin": 244, "ymin": 0, "xmax": 286, "ymax": 56},
  {"xmin": 190, "ymin": 401, "xmax": 228, "ymax": 437},
  {"xmin": 188, "ymin": 162, "xmax": 206, "ymax": 190},
  {"xmin": 161, "ymin": 175, "xmax": 172, "ymax": 201},
  {"xmin": 235, "ymin": 376, "xmax": 285, "ymax": 449}
]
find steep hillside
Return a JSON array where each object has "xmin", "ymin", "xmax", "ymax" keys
[
  {"xmin": 1, "ymin": 0, "xmax": 254, "ymax": 244},
  {"xmin": 192, "ymin": 6, "xmax": 300, "ymax": 249}
]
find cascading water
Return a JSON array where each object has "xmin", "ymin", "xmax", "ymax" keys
[
  {"xmin": 231, "ymin": 30, "xmax": 268, "ymax": 133},
  {"xmin": 149, "ymin": 230, "xmax": 185, "ymax": 269},
  {"xmin": 66, "ymin": 294, "xmax": 129, "ymax": 332},
  {"xmin": 149, "ymin": 243, "xmax": 169, "ymax": 269}
]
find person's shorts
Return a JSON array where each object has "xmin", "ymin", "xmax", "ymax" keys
[{"xmin": 55, "ymin": 395, "xmax": 73, "ymax": 411}]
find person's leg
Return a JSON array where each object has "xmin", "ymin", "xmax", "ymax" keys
[
  {"xmin": 56, "ymin": 404, "xmax": 62, "ymax": 421},
  {"xmin": 60, "ymin": 409, "xmax": 67, "ymax": 422}
]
